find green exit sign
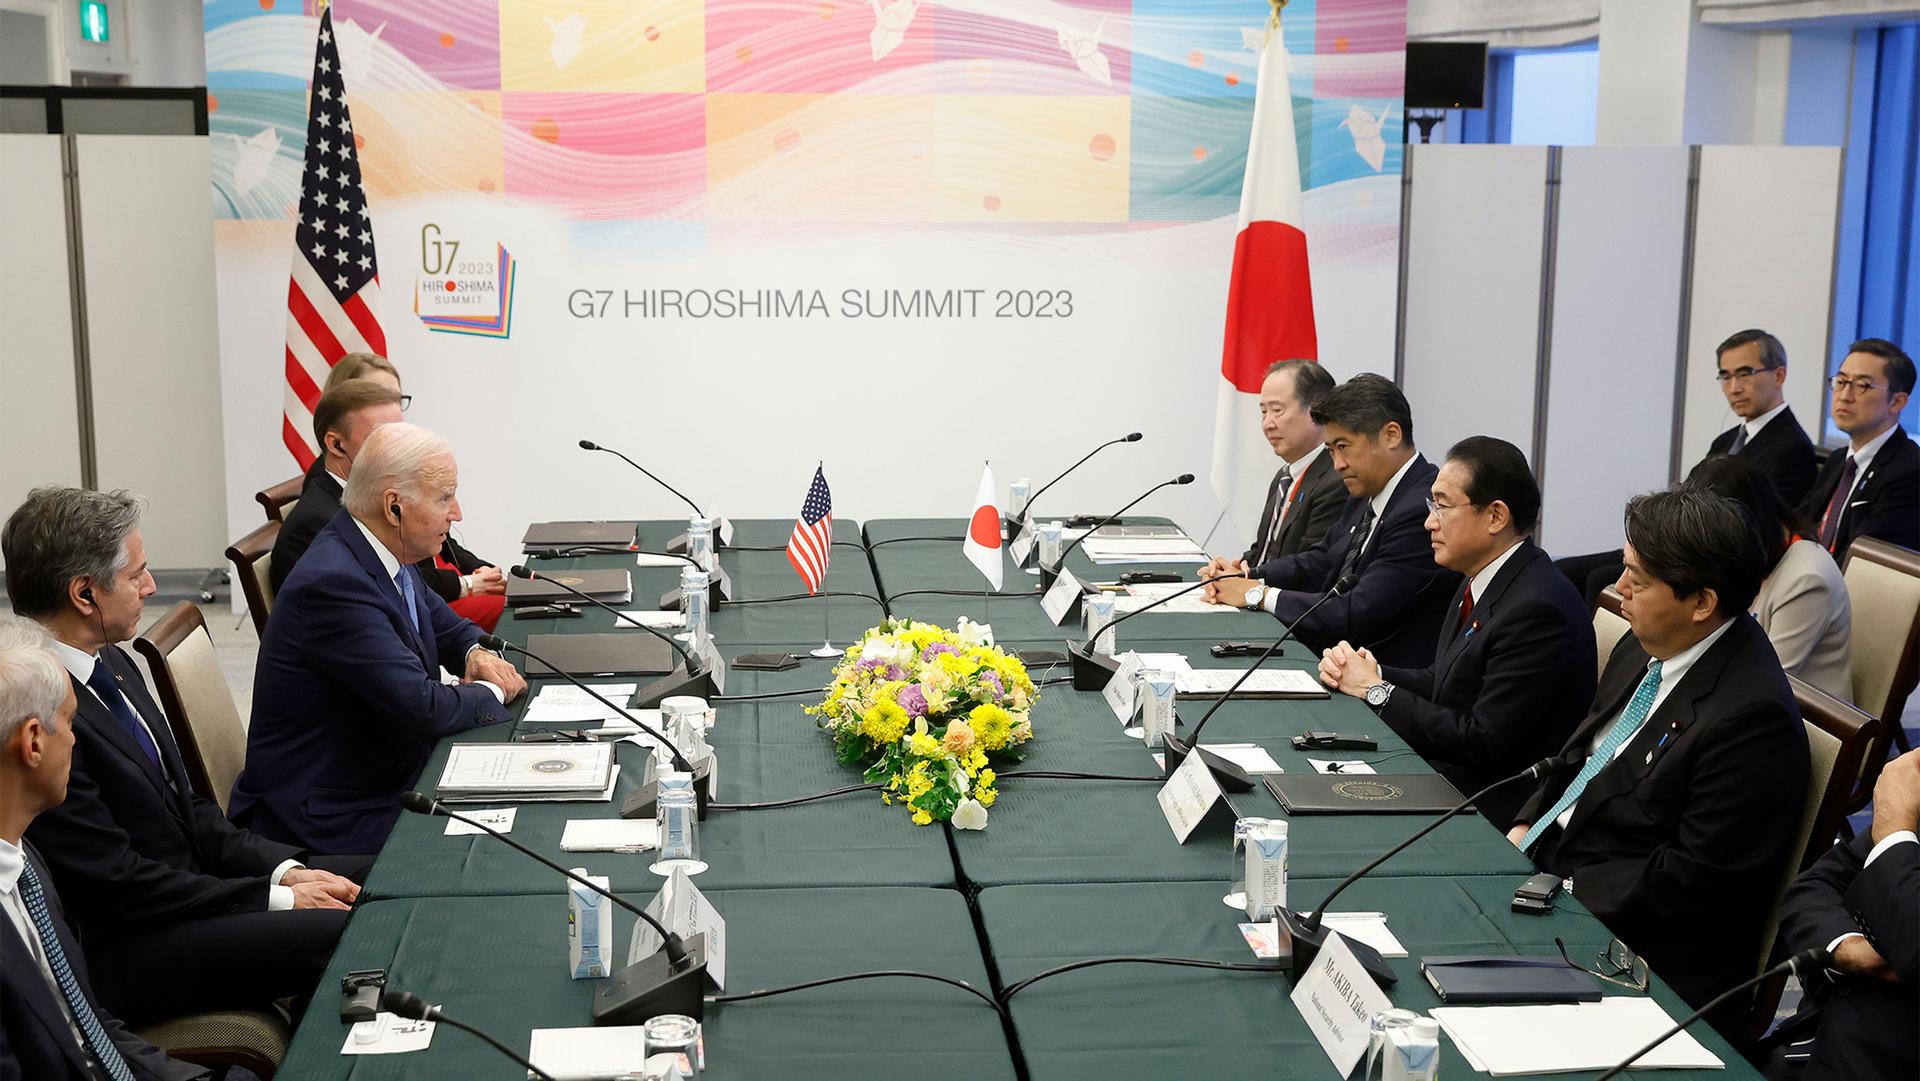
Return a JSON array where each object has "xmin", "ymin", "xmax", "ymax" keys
[{"xmin": 79, "ymin": 1, "xmax": 109, "ymax": 43}]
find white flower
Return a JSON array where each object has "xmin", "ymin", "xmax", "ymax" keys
[
  {"xmin": 956, "ymin": 617, "xmax": 995, "ymax": 648},
  {"xmin": 951, "ymin": 797, "xmax": 989, "ymax": 830}
]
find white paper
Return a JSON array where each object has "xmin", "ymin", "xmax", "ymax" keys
[
  {"xmin": 616, "ymin": 608, "xmax": 686, "ymax": 626},
  {"xmin": 1431, "ymin": 997, "xmax": 1723, "ymax": 1075},
  {"xmin": 340, "ymin": 1014, "xmax": 435, "ymax": 1055},
  {"xmin": 1290, "ymin": 934, "xmax": 1395, "ymax": 1077},
  {"xmin": 1114, "ymin": 585, "xmax": 1235, "ymax": 615},
  {"xmin": 1310, "ymin": 759, "xmax": 1377, "ymax": 775},
  {"xmin": 1176, "ymin": 668, "xmax": 1327, "ymax": 697},
  {"xmin": 445, "ymin": 764, "xmax": 621, "ymax": 804},
  {"xmin": 443, "ymin": 807, "xmax": 515, "ymax": 836},
  {"xmin": 527, "ymin": 1026, "xmax": 649, "ymax": 1081},
  {"xmin": 1202, "ymin": 743, "xmax": 1285, "ymax": 775},
  {"xmin": 626, "ymin": 868, "xmax": 728, "ymax": 991},
  {"xmin": 522, "ymin": 684, "xmax": 639, "ymax": 724},
  {"xmin": 635, "ymin": 553, "xmax": 690, "ymax": 568},
  {"xmin": 1134, "ymin": 652, "xmax": 1195, "ymax": 674},
  {"xmin": 1041, "ymin": 569, "xmax": 1086, "ymax": 626},
  {"xmin": 1102, "ymin": 652, "xmax": 1145, "ymax": 723},
  {"xmin": 561, "ymin": 818, "xmax": 660, "ymax": 852},
  {"xmin": 1156, "ymin": 749, "xmax": 1226, "ymax": 844},
  {"xmin": 1315, "ymin": 912, "xmax": 1408, "ymax": 958}
]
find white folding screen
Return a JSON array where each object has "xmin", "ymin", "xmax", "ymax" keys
[
  {"xmin": 1539, "ymin": 146, "xmax": 1691, "ymax": 556},
  {"xmin": 1401, "ymin": 144, "xmax": 1550, "ymax": 464},
  {"xmin": 1679, "ymin": 145, "xmax": 1842, "ymax": 470},
  {"xmin": 0, "ymin": 134, "xmax": 84, "ymax": 552}
]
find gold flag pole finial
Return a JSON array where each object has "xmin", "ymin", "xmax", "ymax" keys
[
  {"xmin": 314, "ymin": 0, "xmax": 331, "ymax": 15},
  {"xmin": 1268, "ymin": 0, "xmax": 1288, "ymax": 31}
]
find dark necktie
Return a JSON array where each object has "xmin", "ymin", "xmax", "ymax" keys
[
  {"xmin": 1815, "ymin": 454, "xmax": 1858, "ymax": 551},
  {"xmin": 17, "ymin": 859, "xmax": 138, "ymax": 1081},
  {"xmin": 1338, "ymin": 503, "xmax": 1377, "ymax": 580},
  {"xmin": 1256, "ymin": 467, "xmax": 1292, "ymax": 564},
  {"xmin": 84, "ymin": 659, "xmax": 160, "ymax": 774},
  {"xmin": 1456, "ymin": 582, "xmax": 1475, "ymax": 633},
  {"xmin": 1727, "ymin": 425, "xmax": 1748, "ymax": 455}
]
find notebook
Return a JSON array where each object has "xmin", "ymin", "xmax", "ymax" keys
[
  {"xmin": 525, "ymin": 634, "xmax": 675, "ymax": 676},
  {"xmin": 1263, "ymin": 773, "xmax": 1473, "ymax": 815},
  {"xmin": 1420, "ymin": 955, "xmax": 1604, "ymax": 1004},
  {"xmin": 521, "ymin": 521, "xmax": 639, "ymax": 549},
  {"xmin": 505, "ymin": 568, "xmax": 633, "ymax": 607}
]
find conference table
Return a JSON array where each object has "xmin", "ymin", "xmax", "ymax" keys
[{"xmin": 277, "ymin": 517, "xmax": 1759, "ymax": 1080}]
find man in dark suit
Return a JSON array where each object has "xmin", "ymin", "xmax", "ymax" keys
[
  {"xmin": 1206, "ymin": 374, "xmax": 1459, "ymax": 668},
  {"xmin": 0, "ymin": 617, "xmax": 208, "ymax": 1081},
  {"xmin": 1557, "ymin": 328, "xmax": 1818, "ymax": 604},
  {"xmin": 1765, "ymin": 749, "xmax": 1917, "ymax": 1081},
  {"xmin": 1317, "ymin": 437, "xmax": 1596, "ymax": 829},
  {"xmin": 0, "ymin": 487, "xmax": 368, "ymax": 1025},
  {"xmin": 1201, "ymin": 361, "xmax": 1346, "ymax": 582},
  {"xmin": 1510, "ymin": 487, "xmax": 1808, "ymax": 1031},
  {"xmin": 1801, "ymin": 338, "xmax": 1918, "ymax": 559},
  {"xmin": 272, "ymin": 381, "xmax": 505, "ymax": 627},
  {"xmin": 231, "ymin": 423, "xmax": 525, "ymax": 855}
]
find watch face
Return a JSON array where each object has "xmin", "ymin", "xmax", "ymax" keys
[{"xmin": 1365, "ymin": 683, "xmax": 1389, "ymax": 706}]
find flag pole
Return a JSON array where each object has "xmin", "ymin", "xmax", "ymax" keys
[{"xmin": 810, "ymin": 460, "xmax": 841, "ymax": 658}]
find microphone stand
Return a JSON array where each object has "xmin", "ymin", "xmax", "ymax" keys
[
  {"xmin": 504, "ymin": 568, "xmax": 715, "ymax": 708},
  {"xmin": 1064, "ymin": 573, "xmax": 1252, "ymax": 690},
  {"xmin": 381, "ymin": 990, "xmax": 559, "ymax": 1081},
  {"xmin": 1591, "ymin": 948, "xmax": 1825, "ymax": 1080},
  {"xmin": 1045, "ymin": 474, "xmax": 1193, "ymax": 590},
  {"xmin": 577, "ymin": 439, "xmax": 728, "ymax": 554},
  {"xmin": 1011, "ymin": 431, "xmax": 1143, "ymax": 543},
  {"xmin": 396, "ymin": 797, "xmax": 712, "ymax": 1023},
  {"xmin": 1161, "ymin": 573, "xmax": 1355, "ymax": 792}
]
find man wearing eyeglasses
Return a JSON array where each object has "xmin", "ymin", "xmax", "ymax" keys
[
  {"xmin": 1799, "ymin": 338, "xmax": 1918, "ymax": 558},
  {"xmin": 1555, "ymin": 329, "xmax": 1816, "ymax": 606}
]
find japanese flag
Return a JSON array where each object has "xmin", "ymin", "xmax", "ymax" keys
[{"xmin": 964, "ymin": 464, "xmax": 1004, "ymax": 590}]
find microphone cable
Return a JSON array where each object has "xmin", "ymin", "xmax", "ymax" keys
[
  {"xmin": 1000, "ymin": 956, "xmax": 1278, "ymax": 1002},
  {"xmin": 708, "ymin": 969, "xmax": 1005, "ymax": 1019}
]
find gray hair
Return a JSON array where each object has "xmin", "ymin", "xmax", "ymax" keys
[
  {"xmin": 342, "ymin": 422, "xmax": 455, "ymax": 521},
  {"xmin": 0, "ymin": 616, "xmax": 67, "ymax": 743},
  {"xmin": 2, "ymin": 487, "xmax": 145, "ymax": 618}
]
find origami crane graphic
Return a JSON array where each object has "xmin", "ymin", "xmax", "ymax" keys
[
  {"xmin": 869, "ymin": 0, "xmax": 919, "ymax": 62},
  {"xmin": 230, "ymin": 127, "xmax": 280, "ymax": 197},
  {"xmin": 1057, "ymin": 18, "xmax": 1111, "ymax": 86},
  {"xmin": 335, "ymin": 18, "xmax": 385, "ymax": 84},
  {"xmin": 1339, "ymin": 105, "xmax": 1390, "ymax": 172},
  {"xmin": 545, "ymin": 13, "xmax": 589, "ymax": 71}
]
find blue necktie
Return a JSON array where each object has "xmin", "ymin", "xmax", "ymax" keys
[
  {"xmin": 17, "ymin": 859, "xmax": 137, "ymax": 1081},
  {"xmin": 395, "ymin": 569, "xmax": 421, "ymax": 636},
  {"xmin": 1521, "ymin": 660, "xmax": 1664, "ymax": 852},
  {"xmin": 84, "ymin": 660, "xmax": 160, "ymax": 774}
]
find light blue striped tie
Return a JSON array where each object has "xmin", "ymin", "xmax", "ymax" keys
[
  {"xmin": 395, "ymin": 568, "xmax": 420, "ymax": 636},
  {"xmin": 1520, "ymin": 660, "xmax": 1664, "ymax": 853},
  {"xmin": 18, "ymin": 860, "xmax": 136, "ymax": 1081}
]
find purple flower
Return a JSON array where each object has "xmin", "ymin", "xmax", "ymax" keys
[
  {"xmin": 897, "ymin": 684, "xmax": 928, "ymax": 717},
  {"xmin": 857, "ymin": 658, "xmax": 885, "ymax": 671},
  {"xmin": 886, "ymin": 664, "xmax": 906, "ymax": 681},
  {"xmin": 922, "ymin": 643, "xmax": 959, "ymax": 662},
  {"xmin": 980, "ymin": 670, "xmax": 1004, "ymax": 697}
]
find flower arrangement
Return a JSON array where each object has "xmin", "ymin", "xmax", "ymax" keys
[{"xmin": 807, "ymin": 617, "xmax": 1037, "ymax": 829}]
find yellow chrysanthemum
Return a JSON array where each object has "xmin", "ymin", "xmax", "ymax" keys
[
  {"xmin": 861, "ymin": 700, "xmax": 909, "ymax": 745},
  {"xmin": 908, "ymin": 732, "xmax": 943, "ymax": 758},
  {"xmin": 970, "ymin": 703, "xmax": 1014, "ymax": 750}
]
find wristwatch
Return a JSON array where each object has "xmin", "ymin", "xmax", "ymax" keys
[
  {"xmin": 1243, "ymin": 585, "xmax": 1267, "ymax": 611},
  {"xmin": 1364, "ymin": 681, "xmax": 1395, "ymax": 711}
]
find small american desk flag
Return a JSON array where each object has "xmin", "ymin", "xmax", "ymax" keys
[
  {"xmin": 786, "ymin": 466, "xmax": 834, "ymax": 594},
  {"xmin": 281, "ymin": 6, "xmax": 386, "ymax": 468}
]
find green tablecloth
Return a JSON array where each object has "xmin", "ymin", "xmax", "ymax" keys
[
  {"xmin": 977, "ymin": 877, "xmax": 1744, "ymax": 1081},
  {"xmin": 284, "ymin": 887, "xmax": 1014, "ymax": 1081}
]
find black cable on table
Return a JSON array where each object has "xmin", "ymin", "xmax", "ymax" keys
[
  {"xmin": 867, "ymin": 535, "xmax": 964, "ymax": 548},
  {"xmin": 882, "ymin": 588, "xmax": 1039, "ymax": 603},
  {"xmin": 708, "ymin": 783, "xmax": 882, "ymax": 811},
  {"xmin": 707, "ymin": 969, "xmax": 1005, "ymax": 1017},
  {"xmin": 998, "ymin": 770, "xmax": 1162, "ymax": 782},
  {"xmin": 710, "ymin": 685, "xmax": 830, "ymax": 702},
  {"xmin": 999, "ymin": 956, "xmax": 1278, "ymax": 1002},
  {"xmin": 721, "ymin": 590, "xmax": 885, "ymax": 607}
]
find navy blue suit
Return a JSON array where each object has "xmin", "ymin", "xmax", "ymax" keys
[
  {"xmin": 1, "ymin": 842, "xmax": 206, "ymax": 1081},
  {"xmin": 230, "ymin": 509, "xmax": 510, "ymax": 854},
  {"xmin": 1378, "ymin": 539, "xmax": 1597, "ymax": 830},
  {"xmin": 1253, "ymin": 454, "xmax": 1459, "ymax": 669}
]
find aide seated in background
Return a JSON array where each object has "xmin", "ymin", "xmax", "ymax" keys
[
  {"xmin": 1199, "ymin": 360, "xmax": 1346, "ymax": 580},
  {"xmin": 1801, "ymin": 338, "xmax": 1918, "ymax": 559},
  {"xmin": 1687, "ymin": 454, "xmax": 1852, "ymax": 700},
  {"xmin": 321, "ymin": 352, "xmax": 506, "ymax": 631},
  {"xmin": 1318, "ymin": 436, "xmax": 1595, "ymax": 831}
]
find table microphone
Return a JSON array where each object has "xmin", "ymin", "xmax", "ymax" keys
[
  {"xmin": 1591, "ymin": 947, "xmax": 1827, "ymax": 1081},
  {"xmin": 1013, "ymin": 431, "xmax": 1144, "ymax": 539},
  {"xmin": 1049, "ymin": 474, "xmax": 1193, "ymax": 581},
  {"xmin": 578, "ymin": 438, "xmax": 728, "ymax": 554},
  {"xmin": 396, "ymin": 794, "xmax": 712, "ymax": 1023},
  {"xmin": 499, "ymin": 571, "xmax": 715, "ymax": 708},
  {"xmin": 1162, "ymin": 572, "xmax": 1356, "ymax": 792},
  {"xmin": 380, "ymin": 989, "xmax": 558, "ymax": 1081},
  {"xmin": 1063, "ymin": 573, "xmax": 1254, "ymax": 690},
  {"xmin": 474, "ymin": 635, "xmax": 710, "ymax": 818},
  {"xmin": 1270, "ymin": 750, "xmax": 1584, "ymax": 986}
]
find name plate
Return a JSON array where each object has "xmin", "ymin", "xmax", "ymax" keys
[
  {"xmin": 695, "ymin": 635, "xmax": 727, "ymax": 694},
  {"xmin": 1102, "ymin": 651, "xmax": 1145, "ymax": 724},
  {"xmin": 1290, "ymin": 933, "xmax": 1393, "ymax": 1076},
  {"xmin": 1041, "ymin": 569, "xmax": 1086, "ymax": 626},
  {"xmin": 1156, "ymin": 749, "xmax": 1226, "ymax": 844},
  {"xmin": 1009, "ymin": 518, "xmax": 1037, "ymax": 565},
  {"xmin": 705, "ymin": 505, "xmax": 736, "ymax": 547},
  {"xmin": 628, "ymin": 867, "xmax": 728, "ymax": 990}
]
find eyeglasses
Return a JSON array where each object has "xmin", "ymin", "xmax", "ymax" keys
[
  {"xmin": 1714, "ymin": 366, "xmax": 1775, "ymax": 383},
  {"xmin": 1424, "ymin": 497, "xmax": 1478, "ymax": 517},
  {"xmin": 398, "ymin": 394, "xmax": 414, "ymax": 411},
  {"xmin": 1829, "ymin": 376, "xmax": 1881, "ymax": 396},
  {"xmin": 1556, "ymin": 937, "xmax": 1650, "ymax": 992}
]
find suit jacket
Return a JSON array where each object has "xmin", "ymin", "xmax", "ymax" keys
[
  {"xmin": 1774, "ymin": 832, "xmax": 1917, "ymax": 1081},
  {"xmin": 1798, "ymin": 425, "xmax": 1920, "ymax": 558},
  {"xmin": 23, "ymin": 646, "xmax": 302, "ymax": 939},
  {"xmin": 1751, "ymin": 539, "xmax": 1852, "ymax": 701},
  {"xmin": 1242, "ymin": 450, "xmax": 1345, "ymax": 567},
  {"xmin": 230, "ymin": 509, "xmax": 509, "ymax": 854},
  {"xmin": 1378, "ymin": 540, "xmax": 1597, "ymax": 830},
  {"xmin": 1516, "ymin": 616, "xmax": 1808, "ymax": 1018},
  {"xmin": 1, "ymin": 843, "xmax": 207, "ymax": 1081},
  {"xmin": 1709, "ymin": 406, "xmax": 1818, "ymax": 508},
  {"xmin": 1253, "ymin": 455, "xmax": 1460, "ymax": 668},
  {"xmin": 269, "ymin": 458, "xmax": 487, "ymax": 600}
]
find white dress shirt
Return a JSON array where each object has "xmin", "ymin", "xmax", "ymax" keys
[
  {"xmin": 1554, "ymin": 616, "xmax": 1737, "ymax": 831},
  {"xmin": 49, "ymin": 639, "xmax": 303, "ymax": 910},
  {"xmin": 1845, "ymin": 421, "xmax": 1900, "ymax": 481},
  {"xmin": 350, "ymin": 516, "xmax": 504, "ymax": 704},
  {"xmin": 0, "ymin": 836, "xmax": 90, "ymax": 1049},
  {"xmin": 1465, "ymin": 538, "xmax": 1527, "ymax": 608},
  {"xmin": 1742, "ymin": 400, "xmax": 1789, "ymax": 442},
  {"xmin": 1825, "ymin": 831, "xmax": 1918, "ymax": 956},
  {"xmin": 1274, "ymin": 445, "xmax": 1326, "ymax": 531}
]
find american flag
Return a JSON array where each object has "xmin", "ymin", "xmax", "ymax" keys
[
  {"xmin": 785, "ymin": 466, "xmax": 834, "ymax": 594},
  {"xmin": 281, "ymin": 6, "xmax": 385, "ymax": 468}
]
